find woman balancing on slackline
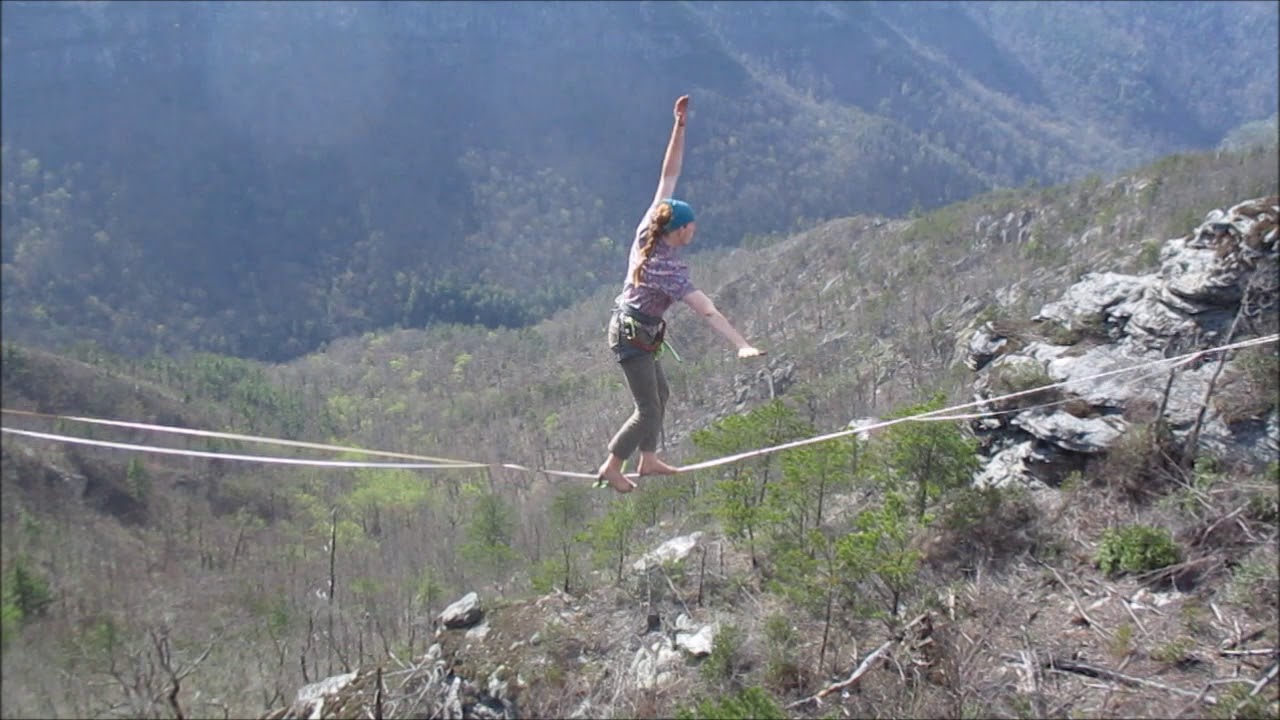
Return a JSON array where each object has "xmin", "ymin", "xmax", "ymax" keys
[{"xmin": 596, "ymin": 94, "xmax": 765, "ymax": 494}]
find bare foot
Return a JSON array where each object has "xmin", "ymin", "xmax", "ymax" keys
[
  {"xmin": 597, "ymin": 466, "xmax": 637, "ymax": 493},
  {"xmin": 637, "ymin": 458, "xmax": 680, "ymax": 476}
]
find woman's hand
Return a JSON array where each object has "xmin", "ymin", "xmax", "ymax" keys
[
  {"xmin": 674, "ymin": 95, "xmax": 689, "ymax": 126},
  {"xmin": 737, "ymin": 346, "xmax": 765, "ymax": 359}
]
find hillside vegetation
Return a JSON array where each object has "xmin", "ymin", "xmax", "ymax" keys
[
  {"xmin": 2, "ymin": 1, "xmax": 1276, "ymax": 360},
  {"xmin": 2, "ymin": 140, "xmax": 1276, "ymax": 718}
]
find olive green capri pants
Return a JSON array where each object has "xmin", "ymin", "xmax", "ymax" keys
[{"xmin": 608, "ymin": 352, "xmax": 670, "ymax": 460}]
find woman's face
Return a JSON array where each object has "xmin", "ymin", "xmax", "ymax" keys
[{"xmin": 668, "ymin": 222, "xmax": 697, "ymax": 247}]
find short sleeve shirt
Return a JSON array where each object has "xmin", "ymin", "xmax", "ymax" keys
[{"xmin": 614, "ymin": 205, "xmax": 696, "ymax": 318}]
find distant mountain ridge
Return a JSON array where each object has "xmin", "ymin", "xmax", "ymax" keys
[{"xmin": 2, "ymin": 1, "xmax": 1276, "ymax": 360}]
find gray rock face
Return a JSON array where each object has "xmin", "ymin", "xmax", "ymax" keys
[
  {"xmin": 1034, "ymin": 272, "xmax": 1151, "ymax": 331},
  {"xmin": 630, "ymin": 636, "xmax": 682, "ymax": 690},
  {"xmin": 1162, "ymin": 242, "xmax": 1246, "ymax": 306},
  {"xmin": 731, "ymin": 360, "xmax": 796, "ymax": 408},
  {"xmin": 267, "ymin": 644, "xmax": 520, "ymax": 720},
  {"xmin": 974, "ymin": 440, "xmax": 1046, "ymax": 489},
  {"xmin": 966, "ymin": 195, "xmax": 1279, "ymax": 487},
  {"xmin": 1011, "ymin": 410, "xmax": 1126, "ymax": 454},
  {"xmin": 287, "ymin": 671, "xmax": 358, "ymax": 719},
  {"xmin": 675, "ymin": 624, "xmax": 717, "ymax": 657},
  {"xmin": 632, "ymin": 532, "xmax": 703, "ymax": 573},
  {"xmin": 439, "ymin": 592, "xmax": 484, "ymax": 629},
  {"xmin": 966, "ymin": 322, "xmax": 1010, "ymax": 371}
]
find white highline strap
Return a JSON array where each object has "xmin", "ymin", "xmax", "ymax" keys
[
  {"xmin": 0, "ymin": 408, "xmax": 476, "ymax": 466},
  {"xmin": 2, "ymin": 333, "xmax": 1273, "ymax": 479},
  {"xmin": 0, "ymin": 427, "xmax": 489, "ymax": 470}
]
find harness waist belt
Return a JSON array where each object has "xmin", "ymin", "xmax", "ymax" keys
[{"xmin": 616, "ymin": 304, "xmax": 666, "ymax": 353}]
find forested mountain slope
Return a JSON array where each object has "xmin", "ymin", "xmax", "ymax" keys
[
  {"xmin": 2, "ymin": 1, "xmax": 1276, "ymax": 360},
  {"xmin": 1, "ymin": 141, "xmax": 1276, "ymax": 719}
]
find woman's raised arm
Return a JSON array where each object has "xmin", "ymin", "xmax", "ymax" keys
[{"xmin": 651, "ymin": 95, "xmax": 689, "ymax": 207}]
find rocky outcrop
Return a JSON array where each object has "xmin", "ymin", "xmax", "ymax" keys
[
  {"xmin": 630, "ymin": 634, "xmax": 684, "ymax": 690},
  {"xmin": 732, "ymin": 360, "xmax": 797, "ymax": 408},
  {"xmin": 264, "ymin": 527, "xmax": 739, "ymax": 719},
  {"xmin": 439, "ymin": 592, "xmax": 485, "ymax": 630},
  {"xmin": 674, "ymin": 621, "xmax": 717, "ymax": 657},
  {"xmin": 266, "ymin": 589, "xmax": 517, "ymax": 720},
  {"xmin": 967, "ymin": 196, "xmax": 1279, "ymax": 488},
  {"xmin": 264, "ymin": 642, "xmax": 518, "ymax": 720},
  {"xmin": 631, "ymin": 531, "xmax": 703, "ymax": 572}
]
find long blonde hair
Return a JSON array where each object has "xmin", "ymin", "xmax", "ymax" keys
[{"xmin": 632, "ymin": 201, "xmax": 674, "ymax": 286}]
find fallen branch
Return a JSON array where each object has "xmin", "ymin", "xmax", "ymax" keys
[
  {"xmin": 786, "ymin": 613, "xmax": 928, "ymax": 710},
  {"xmin": 1175, "ymin": 682, "xmax": 1218, "ymax": 719},
  {"xmin": 1234, "ymin": 516, "xmax": 1259, "ymax": 543},
  {"xmin": 657, "ymin": 565, "xmax": 692, "ymax": 619},
  {"xmin": 1250, "ymin": 662, "xmax": 1279, "ymax": 698},
  {"xmin": 1031, "ymin": 557, "xmax": 1111, "ymax": 641},
  {"xmin": 1135, "ymin": 555, "xmax": 1223, "ymax": 587},
  {"xmin": 1115, "ymin": 591, "xmax": 1149, "ymax": 638},
  {"xmin": 1195, "ymin": 505, "xmax": 1246, "ymax": 547},
  {"xmin": 1221, "ymin": 626, "xmax": 1267, "ymax": 651},
  {"xmin": 1045, "ymin": 657, "xmax": 1217, "ymax": 705},
  {"xmin": 1221, "ymin": 648, "xmax": 1279, "ymax": 658},
  {"xmin": 787, "ymin": 639, "xmax": 892, "ymax": 710}
]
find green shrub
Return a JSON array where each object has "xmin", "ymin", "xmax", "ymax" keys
[
  {"xmin": 1149, "ymin": 635, "xmax": 1194, "ymax": 665},
  {"xmin": 1136, "ymin": 239, "xmax": 1163, "ymax": 268},
  {"xmin": 1245, "ymin": 481, "xmax": 1279, "ymax": 525},
  {"xmin": 1109, "ymin": 622, "xmax": 1135, "ymax": 661},
  {"xmin": 676, "ymin": 686, "xmax": 786, "ymax": 720},
  {"xmin": 762, "ymin": 613, "xmax": 807, "ymax": 693},
  {"xmin": 529, "ymin": 558, "xmax": 561, "ymax": 595},
  {"xmin": 1095, "ymin": 524, "xmax": 1181, "ymax": 576},
  {"xmin": 986, "ymin": 360, "xmax": 1060, "ymax": 410},
  {"xmin": 1210, "ymin": 683, "xmax": 1277, "ymax": 720},
  {"xmin": 1041, "ymin": 321, "xmax": 1083, "ymax": 346},
  {"xmin": 1092, "ymin": 422, "xmax": 1178, "ymax": 502},
  {"xmin": 930, "ymin": 484, "xmax": 1040, "ymax": 568},
  {"xmin": 1227, "ymin": 547, "xmax": 1279, "ymax": 614},
  {"xmin": 2, "ymin": 557, "xmax": 54, "ymax": 642},
  {"xmin": 1213, "ymin": 346, "xmax": 1280, "ymax": 426},
  {"xmin": 700, "ymin": 622, "xmax": 745, "ymax": 685}
]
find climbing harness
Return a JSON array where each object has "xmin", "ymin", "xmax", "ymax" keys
[
  {"xmin": 619, "ymin": 310, "xmax": 665, "ymax": 354},
  {"xmin": 614, "ymin": 304, "xmax": 682, "ymax": 362}
]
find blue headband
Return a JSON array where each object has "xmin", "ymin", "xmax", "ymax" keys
[{"xmin": 665, "ymin": 199, "xmax": 696, "ymax": 231}]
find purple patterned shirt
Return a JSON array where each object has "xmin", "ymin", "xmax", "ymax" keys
[{"xmin": 615, "ymin": 205, "xmax": 696, "ymax": 318}]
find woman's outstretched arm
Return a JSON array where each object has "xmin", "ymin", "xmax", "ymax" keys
[
  {"xmin": 682, "ymin": 290, "xmax": 765, "ymax": 359},
  {"xmin": 651, "ymin": 95, "xmax": 689, "ymax": 206}
]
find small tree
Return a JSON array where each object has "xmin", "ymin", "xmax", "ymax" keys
[
  {"xmin": 545, "ymin": 486, "xmax": 590, "ymax": 594},
  {"xmin": 676, "ymin": 686, "xmax": 786, "ymax": 720},
  {"xmin": 766, "ymin": 526, "xmax": 850, "ymax": 674},
  {"xmin": 874, "ymin": 393, "xmax": 980, "ymax": 520},
  {"xmin": 693, "ymin": 401, "xmax": 812, "ymax": 566},
  {"xmin": 837, "ymin": 491, "xmax": 922, "ymax": 622},
  {"xmin": 769, "ymin": 435, "xmax": 860, "ymax": 559},
  {"xmin": 459, "ymin": 492, "xmax": 518, "ymax": 580},
  {"xmin": 586, "ymin": 498, "xmax": 637, "ymax": 584},
  {"xmin": 700, "ymin": 622, "xmax": 745, "ymax": 687},
  {"xmin": 125, "ymin": 457, "xmax": 150, "ymax": 503},
  {"xmin": 2, "ymin": 556, "xmax": 53, "ymax": 649}
]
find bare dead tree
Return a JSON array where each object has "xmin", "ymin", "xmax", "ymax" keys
[
  {"xmin": 328, "ymin": 506, "xmax": 337, "ymax": 676},
  {"xmin": 149, "ymin": 625, "xmax": 217, "ymax": 720},
  {"xmin": 1183, "ymin": 272, "xmax": 1265, "ymax": 469}
]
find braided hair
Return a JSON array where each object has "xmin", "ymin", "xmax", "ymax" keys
[{"xmin": 632, "ymin": 201, "xmax": 674, "ymax": 287}]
